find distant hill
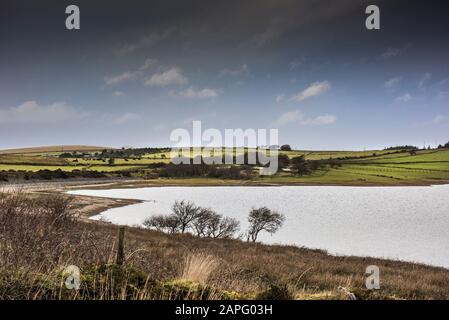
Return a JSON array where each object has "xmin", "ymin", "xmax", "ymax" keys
[{"xmin": 0, "ymin": 145, "xmax": 112, "ymax": 154}]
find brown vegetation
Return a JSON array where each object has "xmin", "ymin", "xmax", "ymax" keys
[{"xmin": 1, "ymin": 190, "xmax": 449, "ymax": 300}]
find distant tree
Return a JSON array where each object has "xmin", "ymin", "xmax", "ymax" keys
[
  {"xmin": 172, "ymin": 200, "xmax": 200, "ymax": 233},
  {"xmin": 246, "ymin": 207, "xmax": 285, "ymax": 242},
  {"xmin": 409, "ymin": 150, "xmax": 417, "ymax": 156},
  {"xmin": 384, "ymin": 145, "xmax": 418, "ymax": 151},
  {"xmin": 308, "ymin": 160, "xmax": 321, "ymax": 171},
  {"xmin": 143, "ymin": 214, "xmax": 180, "ymax": 234},
  {"xmin": 290, "ymin": 156, "xmax": 311, "ymax": 175},
  {"xmin": 280, "ymin": 144, "xmax": 292, "ymax": 151},
  {"xmin": 211, "ymin": 216, "xmax": 240, "ymax": 238},
  {"xmin": 191, "ymin": 208, "xmax": 218, "ymax": 237},
  {"xmin": 277, "ymin": 154, "xmax": 290, "ymax": 169},
  {"xmin": 444, "ymin": 141, "xmax": 449, "ymax": 148},
  {"xmin": 108, "ymin": 158, "xmax": 115, "ymax": 166},
  {"xmin": 191, "ymin": 208, "xmax": 239, "ymax": 238}
]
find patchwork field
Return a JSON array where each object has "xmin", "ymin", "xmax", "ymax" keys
[{"xmin": 1, "ymin": 146, "xmax": 448, "ymax": 185}]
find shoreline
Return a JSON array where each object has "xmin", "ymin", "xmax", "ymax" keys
[
  {"xmin": 3, "ymin": 176, "xmax": 448, "ymax": 191},
  {"xmin": 63, "ymin": 181, "xmax": 449, "ymax": 271},
  {"xmin": 2, "ymin": 178, "xmax": 449, "ymax": 277}
]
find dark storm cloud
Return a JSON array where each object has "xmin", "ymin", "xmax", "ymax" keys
[{"xmin": 1, "ymin": 0, "xmax": 449, "ymax": 149}]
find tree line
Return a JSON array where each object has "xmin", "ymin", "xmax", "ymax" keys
[{"xmin": 143, "ymin": 200, "xmax": 285, "ymax": 242}]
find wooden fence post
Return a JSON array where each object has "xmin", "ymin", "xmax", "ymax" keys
[{"xmin": 116, "ymin": 226, "xmax": 125, "ymax": 265}]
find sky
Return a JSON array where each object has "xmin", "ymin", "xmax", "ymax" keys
[{"xmin": 1, "ymin": 0, "xmax": 448, "ymax": 150}]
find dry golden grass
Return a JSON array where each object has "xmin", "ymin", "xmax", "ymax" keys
[
  {"xmin": 1, "ymin": 190, "xmax": 449, "ymax": 300},
  {"xmin": 92, "ymin": 222, "xmax": 449, "ymax": 300},
  {"xmin": 181, "ymin": 253, "xmax": 220, "ymax": 284}
]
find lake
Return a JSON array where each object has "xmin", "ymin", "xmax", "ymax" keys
[{"xmin": 68, "ymin": 185, "xmax": 449, "ymax": 268}]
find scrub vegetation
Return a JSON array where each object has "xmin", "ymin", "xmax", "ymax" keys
[{"xmin": 1, "ymin": 189, "xmax": 449, "ymax": 300}]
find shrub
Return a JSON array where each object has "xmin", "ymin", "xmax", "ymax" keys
[
  {"xmin": 280, "ymin": 145, "xmax": 292, "ymax": 151},
  {"xmin": 256, "ymin": 283, "xmax": 294, "ymax": 300}
]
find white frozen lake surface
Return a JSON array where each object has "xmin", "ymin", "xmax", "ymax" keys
[{"xmin": 68, "ymin": 185, "xmax": 449, "ymax": 268}]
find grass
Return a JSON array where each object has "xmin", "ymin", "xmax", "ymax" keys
[
  {"xmin": 0, "ymin": 145, "xmax": 109, "ymax": 155},
  {"xmin": 0, "ymin": 164, "xmax": 141, "ymax": 172},
  {"xmin": 181, "ymin": 253, "xmax": 220, "ymax": 284},
  {"xmin": 1, "ymin": 146, "xmax": 449, "ymax": 186},
  {"xmin": 2, "ymin": 190, "xmax": 449, "ymax": 300}
]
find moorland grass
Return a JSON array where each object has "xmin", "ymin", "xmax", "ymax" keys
[{"xmin": 1, "ymin": 190, "xmax": 449, "ymax": 300}]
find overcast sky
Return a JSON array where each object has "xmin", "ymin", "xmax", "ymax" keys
[{"xmin": 1, "ymin": 0, "xmax": 449, "ymax": 150}]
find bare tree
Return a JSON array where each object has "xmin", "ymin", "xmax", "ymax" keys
[
  {"xmin": 143, "ymin": 214, "xmax": 180, "ymax": 234},
  {"xmin": 192, "ymin": 208, "xmax": 240, "ymax": 238},
  {"xmin": 172, "ymin": 200, "xmax": 200, "ymax": 233},
  {"xmin": 191, "ymin": 208, "xmax": 218, "ymax": 237},
  {"xmin": 246, "ymin": 207, "xmax": 285, "ymax": 242},
  {"xmin": 143, "ymin": 201, "xmax": 240, "ymax": 238},
  {"xmin": 209, "ymin": 216, "xmax": 240, "ymax": 239}
]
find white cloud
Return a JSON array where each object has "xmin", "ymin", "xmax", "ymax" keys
[
  {"xmin": 418, "ymin": 72, "xmax": 432, "ymax": 89},
  {"xmin": 218, "ymin": 64, "xmax": 249, "ymax": 78},
  {"xmin": 395, "ymin": 93, "xmax": 412, "ymax": 102},
  {"xmin": 381, "ymin": 45, "xmax": 410, "ymax": 59},
  {"xmin": 384, "ymin": 77, "xmax": 402, "ymax": 90},
  {"xmin": 139, "ymin": 58, "xmax": 158, "ymax": 71},
  {"xmin": 170, "ymin": 87, "xmax": 221, "ymax": 99},
  {"xmin": 104, "ymin": 71, "xmax": 137, "ymax": 86},
  {"xmin": 112, "ymin": 91, "xmax": 125, "ymax": 97},
  {"xmin": 275, "ymin": 94, "xmax": 285, "ymax": 103},
  {"xmin": 272, "ymin": 110, "xmax": 303, "ymax": 127},
  {"xmin": 289, "ymin": 58, "xmax": 306, "ymax": 70},
  {"xmin": 0, "ymin": 101, "xmax": 88, "ymax": 124},
  {"xmin": 307, "ymin": 114, "xmax": 337, "ymax": 125},
  {"xmin": 432, "ymin": 115, "xmax": 445, "ymax": 124},
  {"xmin": 271, "ymin": 110, "xmax": 336, "ymax": 127},
  {"xmin": 381, "ymin": 48, "xmax": 401, "ymax": 59},
  {"xmin": 437, "ymin": 91, "xmax": 447, "ymax": 99},
  {"xmin": 250, "ymin": 18, "xmax": 293, "ymax": 47},
  {"xmin": 291, "ymin": 81, "xmax": 331, "ymax": 102},
  {"xmin": 104, "ymin": 58, "xmax": 159, "ymax": 86},
  {"xmin": 118, "ymin": 29, "xmax": 174, "ymax": 55},
  {"xmin": 144, "ymin": 67, "xmax": 188, "ymax": 86},
  {"xmin": 113, "ymin": 113, "xmax": 141, "ymax": 124}
]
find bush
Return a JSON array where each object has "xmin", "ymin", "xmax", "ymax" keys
[
  {"xmin": 158, "ymin": 164, "xmax": 253, "ymax": 180},
  {"xmin": 256, "ymin": 283, "xmax": 294, "ymax": 300},
  {"xmin": 280, "ymin": 145, "xmax": 292, "ymax": 151},
  {"xmin": 0, "ymin": 190, "xmax": 109, "ymax": 277}
]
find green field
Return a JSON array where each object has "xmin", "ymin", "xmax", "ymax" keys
[{"xmin": 1, "ymin": 146, "xmax": 449, "ymax": 185}]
